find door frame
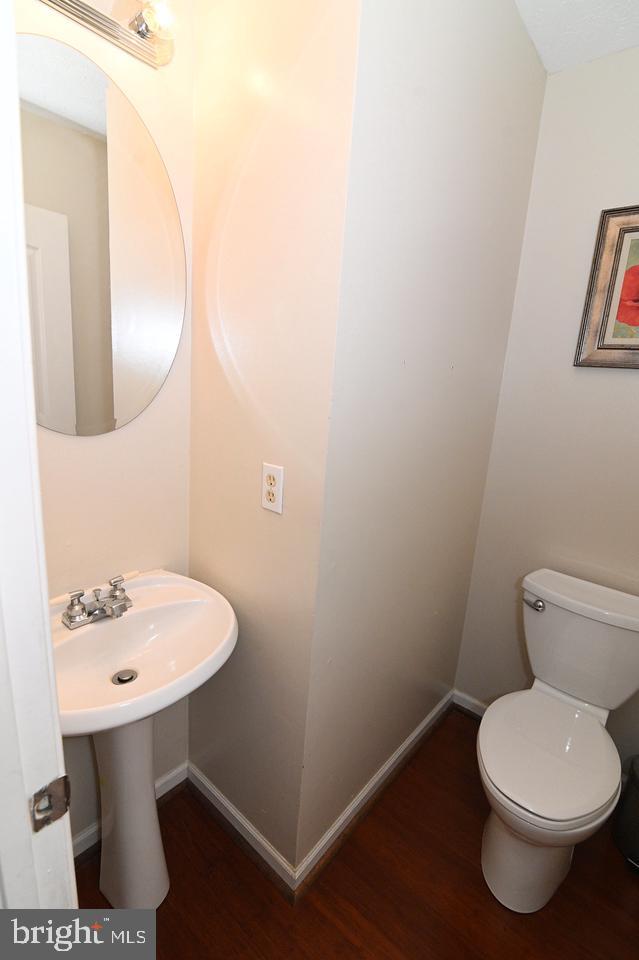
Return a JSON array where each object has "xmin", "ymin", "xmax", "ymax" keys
[
  {"xmin": 0, "ymin": 0, "xmax": 77, "ymax": 908},
  {"xmin": 25, "ymin": 202, "xmax": 77, "ymax": 436}
]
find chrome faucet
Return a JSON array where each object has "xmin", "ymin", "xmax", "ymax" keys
[{"xmin": 61, "ymin": 575, "xmax": 133, "ymax": 630}]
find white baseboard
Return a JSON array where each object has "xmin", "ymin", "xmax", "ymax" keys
[
  {"xmin": 155, "ymin": 760, "xmax": 189, "ymax": 796},
  {"xmin": 452, "ymin": 688, "xmax": 487, "ymax": 717},
  {"xmin": 293, "ymin": 689, "xmax": 454, "ymax": 886},
  {"xmin": 75, "ymin": 690, "xmax": 473, "ymax": 881},
  {"xmin": 72, "ymin": 822, "xmax": 101, "ymax": 859},
  {"xmin": 189, "ymin": 689, "xmax": 454, "ymax": 889},
  {"xmin": 187, "ymin": 764, "xmax": 298, "ymax": 887},
  {"xmin": 72, "ymin": 760, "xmax": 188, "ymax": 858}
]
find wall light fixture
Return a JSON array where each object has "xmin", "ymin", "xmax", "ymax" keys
[
  {"xmin": 129, "ymin": 2, "xmax": 174, "ymax": 41},
  {"xmin": 37, "ymin": 0, "xmax": 174, "ymax": 68}
]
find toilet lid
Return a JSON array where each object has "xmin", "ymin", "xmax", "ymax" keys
[{"xmin": 478, "ymin": 688, "xmax": 620, "ymax": 821}]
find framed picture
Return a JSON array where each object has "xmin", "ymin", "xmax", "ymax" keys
[{"xmin": 575, "ymin": 204, "xmax": 639, "ymax": 368}]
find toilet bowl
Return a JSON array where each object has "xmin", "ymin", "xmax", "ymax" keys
[
  {"xmin": 477, "ymin": 569, "xmax": 639, "ymax": 913},
  {"xmin": 477, "ymin": 684, "xmax": 621, "ymax": 912}
]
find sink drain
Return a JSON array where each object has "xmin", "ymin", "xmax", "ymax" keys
[{"xmin": 111, "ymin": 669, "xmax": 138, "ymax": 685}]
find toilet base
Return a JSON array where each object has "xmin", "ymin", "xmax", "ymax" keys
[{"xmin": 481, "ymin": 811, "xmax": 573, "ymax": 913}]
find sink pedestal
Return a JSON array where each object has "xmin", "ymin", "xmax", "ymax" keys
[{"xmin": 93, "ymin": 717, "xmax": 169, "ymax": 909}]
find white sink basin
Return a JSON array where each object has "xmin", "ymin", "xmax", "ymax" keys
[
  {"xmin": 50, "ymin": 569, "xmax": 238, "ymax": 909},
  {"xmin": 51, "ymin": 569, "xmax": 237, "ymax": 736}
]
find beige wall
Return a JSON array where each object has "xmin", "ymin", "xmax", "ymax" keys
[
  {"xmin": 188, "ymin": 0, "xmax": 360, "ymax": 864},
  {"xmin": 295, "ymin": 0, "xmax": 545, "ymax": 860},
  {"xmin": 20, "ymin": 105, "xmax": 114, "ymax": 436},
  {"xmin": 456, "ymin": 45, "xmax": 639, "ymax": 763},
  {"xmin": 16, "ymin": 0, "xmax": 194, "ymax": 839},
  {"xmin": 189, "ymin": 0, "xmax": 544, "ymax": 867}
]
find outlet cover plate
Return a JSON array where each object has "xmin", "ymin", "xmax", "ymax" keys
[{"xmin": 262, "ymin": 463, "xmax": 284, "ymax": 514}]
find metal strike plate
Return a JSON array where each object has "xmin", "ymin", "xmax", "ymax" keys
[{"xmin": 31, "ymin": 775, "xmax": 71, "ymax": 832}]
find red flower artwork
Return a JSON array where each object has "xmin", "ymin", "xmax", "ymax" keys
[{"xmin": 616, "ymin": 263, "xmax": 639, "ymax": 326}]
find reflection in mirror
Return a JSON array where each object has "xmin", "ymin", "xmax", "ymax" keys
[{"xmin": 17, "ymin": 35, "xmax": 185, "ymax": 436}]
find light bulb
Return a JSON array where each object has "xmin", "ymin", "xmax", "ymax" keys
[
  {"xmin": 143, "ymin": 1, "xmax": 174, "ymax": 35},
  {"xmin": 131, "ymin": 2, "xmax": 174, "ymax": 39}
]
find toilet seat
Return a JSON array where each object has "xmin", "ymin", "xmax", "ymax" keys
[
  {"xmin": 477, "ymin": 749, "xmax": 620, "ymax": 833},
  {"xmin": 478, "ymin": 687, "xmax": 620, "ymax": 822}
]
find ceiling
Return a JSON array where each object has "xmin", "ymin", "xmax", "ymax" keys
[
  {"xmin": 16, "ymin": 35, "xmax": 107, "ymax": 136},
  {"xmin": 515, "ymin": 0, "xmax": 639, "ymax": 73}
]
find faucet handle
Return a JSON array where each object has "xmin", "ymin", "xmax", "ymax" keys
[
  {"xmin": 105, "ymin": 575, "xmax": 132, "ymax": 616},
  {"xmin": 109, "ymin": 575, "xmax": 126, "ymax": 598},
  {"xmin": 65, "ymin": 590, "xmax": 87, "ymax": 622}
]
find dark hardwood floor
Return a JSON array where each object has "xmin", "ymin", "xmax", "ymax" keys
[{"xmin": 76, "ymin": 710, "xmax": 639, "ymax": 959}]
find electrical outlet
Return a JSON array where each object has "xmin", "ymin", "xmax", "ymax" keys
[{"xmin": 262, "ymin": 463, "xmax": 284, "ymax": 514}]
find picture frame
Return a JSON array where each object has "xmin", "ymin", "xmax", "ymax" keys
[{"xmin": 575, "ymin": 204, "xmax": 639, "ymax": 368}]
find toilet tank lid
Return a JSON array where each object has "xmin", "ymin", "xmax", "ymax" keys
[{"xmin": 523, "ymin": 569, "xmax": 639, "ymax": 632}]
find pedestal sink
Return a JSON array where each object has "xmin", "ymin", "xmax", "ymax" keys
[{"xmin": 50, "ymin": 570, "xmax": 238, "ymax": 909}]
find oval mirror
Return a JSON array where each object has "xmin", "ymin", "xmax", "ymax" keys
[{"xmin": 16, "ymin": 35, "xmax": 185, "ymax": 436}]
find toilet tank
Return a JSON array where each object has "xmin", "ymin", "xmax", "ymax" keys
[{"xmin": 523, "ymin": 569, "xmax": 639, "ymax": 710}]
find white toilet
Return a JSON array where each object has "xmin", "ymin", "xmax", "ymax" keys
[{"xmin": 477, "ymin": 568, "xmax": 639, "ymax": 914}]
